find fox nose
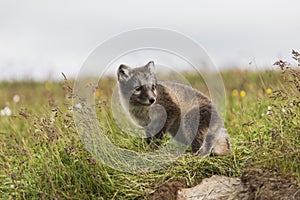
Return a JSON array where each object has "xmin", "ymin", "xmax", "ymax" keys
[{"xmin": 149, "ymin": 97, "xmax": 156, "ymax": 104}]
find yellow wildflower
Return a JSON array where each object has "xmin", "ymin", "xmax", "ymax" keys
[
  {"xmin": 266, "ymin": 88, "xmax": 272, "ymax": 94},
  {"xmin": 240, "ymin": 90, "xmax": 246, "ymax": 97},
  {"xmin": 45, "ymin": 82, "xmax": 52, "ymax": 91},
  {"xmin": 231, "ymin": 89, "xmax": 238, "ymax": 96},
  {"xmin": 95, "ymin": 90, "xmax": 101, "ymax": 98}
]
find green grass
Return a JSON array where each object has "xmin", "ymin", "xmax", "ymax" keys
[{"xmin": 0, "ymin": 65, "xmax": 299, "ymax": 199}]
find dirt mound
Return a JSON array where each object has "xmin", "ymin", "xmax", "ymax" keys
[
  {"xmin": 147, "ymin": 178, "xmax": 187, "ymax": 200},
  {"xmin": 146, "ymin": 168, "xmax": 300, "ymax": 200},
  {"xmin": 240, "ymin": 168, "xmax": 300, "ymax": 200}
]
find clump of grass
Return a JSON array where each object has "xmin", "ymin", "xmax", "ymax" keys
[{"xmin": 243, "ymin": 50, "xmax": 300, "ymax": 181}]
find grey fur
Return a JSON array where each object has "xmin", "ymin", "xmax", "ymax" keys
[{"xmin": 117, "ymin": 61, "xmax": 231, "ymax": 157}]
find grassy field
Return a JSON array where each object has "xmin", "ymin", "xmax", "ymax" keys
[{"xmin": 0, "ymin": 57, "xmax": 299, "ymax": 199}]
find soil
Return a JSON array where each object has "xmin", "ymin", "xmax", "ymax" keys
[
  {"xmin": 239, "ymin": 168, "xmax": 300, "ymax": 200},
  {"xmin": 146, "ymin": 178, "xmax": 188, "ymax": 200},
  {"xmin": 146, "ymin": 168, "xmax": 300, "ymax": 200}
]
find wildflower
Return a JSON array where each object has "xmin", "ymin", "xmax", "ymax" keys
[
  {"xmin": 231, "ymin": 89, "xmax": 238, "ymax": 96},
  {"xmin": 13, "ymin": 94, "xmax": 20, "ymax": 103},
  {"xmin": 68, "ymin": 106, "xmax": 73, "ymax": 113},
  {"xmin": 266, "ymin": 106, "xmax": 272, "ymax": 115},
  {"xmin": 289, "ymin": 101, "xmax": 294, "ymax": 106},
  {"xmin": 34, "ymin": 129, "xmax": 41, "ymax": 133},
  {"xmin": 282, "ymin": 108, "xmax": 286, "ymax": 113},
  {"xmin": 266, "ymin": 88, "xmax": 272, "ymax": 94},
  {"xmin": 95, "ymin": 90, "xmax": 101, "ymax": 98},
  {"xmin": 45, "ymin": 82, "xmax": 52, "ymax": 91},
  {"xmin": 240, "ymin": 90, "xmax": 246, "ymax": 98},
  {"xmin": 74, "ymin": 103, "xmax": 82, "ymax": 110},
  {"xmin": 0, "ymin": 107, "xmax": 12, "ymax": 116}
]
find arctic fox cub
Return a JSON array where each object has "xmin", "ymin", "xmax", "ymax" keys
[{"xmin": 117, "ymin": 61, "xmax": 230, "ymax": 156}]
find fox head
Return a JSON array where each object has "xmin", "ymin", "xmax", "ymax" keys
[{"xmin": 117, "ymin": 61, "xmax": 157, "ymax": 106}]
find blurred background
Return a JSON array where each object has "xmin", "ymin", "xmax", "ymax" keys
[{"xmin": 0, "ymin": 0, "xmax": 299, "ymax": 81}]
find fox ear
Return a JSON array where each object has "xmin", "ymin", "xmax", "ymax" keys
[
  {"xmin": 146, "ymin": 61, "xmax": 155, "ymax": 74},
  {"xmin": 118, "ymin": 64, "xmax": 132, "ymax": 81}
]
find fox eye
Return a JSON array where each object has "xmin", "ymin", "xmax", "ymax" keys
[
  {"xmin": 135, "ymin": 86, "xmax": 142, "ymax": 91},
  {"xmin": 152, "ymin": 85, "xmax": 156, "ymax": 90}
]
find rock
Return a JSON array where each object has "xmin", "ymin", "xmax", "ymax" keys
[{"xmin": 177, "ymin": 175, "xmax": 243, "ymax": 200}]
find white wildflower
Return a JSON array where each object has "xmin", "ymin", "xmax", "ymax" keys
[
  {"xmin": 289, "ymin": 101, "xmax": 294, "ymax": 106},
  {"xmin": 267, "ymin": 106, "xmax": 271, "ymax": 111},
  {"xmin": 50, "ymin": 118, "xmax": 55, "ymax": 123},
  {"xmin": 282, "ymin": 108, "xmax": 286, "ymax": 113},
  {"xmin": 74, "ymin": 103, "xmax": 82, "ymax": 110},
  {"xmin": 0, "ymin": 107, "xmax": 11, "ymax": 116},
  {"xmin": 35, "ymin": 129, "xmax": 41, "ymax": 133},
  {"xmin": 266, "ymin": 111, "xmax": 271, "ymax": 115},
  {"xmin": 68, "ymin": 106, "xmax": 73, "ymax": 113},
  {"xmin": 13, "ymin": 94, "xmax": 20, "ymax": 103}
]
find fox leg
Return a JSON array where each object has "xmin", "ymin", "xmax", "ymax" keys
[
  {"xmin": 210, "ymin": 130, "xmax": 231, "ymax": 156},
  {"xmin": 197, "ymin": 133, "xmax": 215, "ymax": 156},
  {"xmin": 144, "ymin": 104, "xmax": 167, "ymax": 145},
  {"xmin": 145, "ymin": 130, "xmax": 164, "ymax": 145},
  {"xmin": 189, "ymin": 104, "xmax": 230, "ymax": 157},
  {"xmin": 181, "ymin": 105, "xmax": 210, "ymax": 154},
  {"xmin": 197, "ymin": 128, "xmax": 231, "ymax": 157}
]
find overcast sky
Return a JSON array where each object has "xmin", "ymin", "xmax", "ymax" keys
[{"xmin": 0, "ymin": 0, "xmax": 299, "ymax": 80}]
